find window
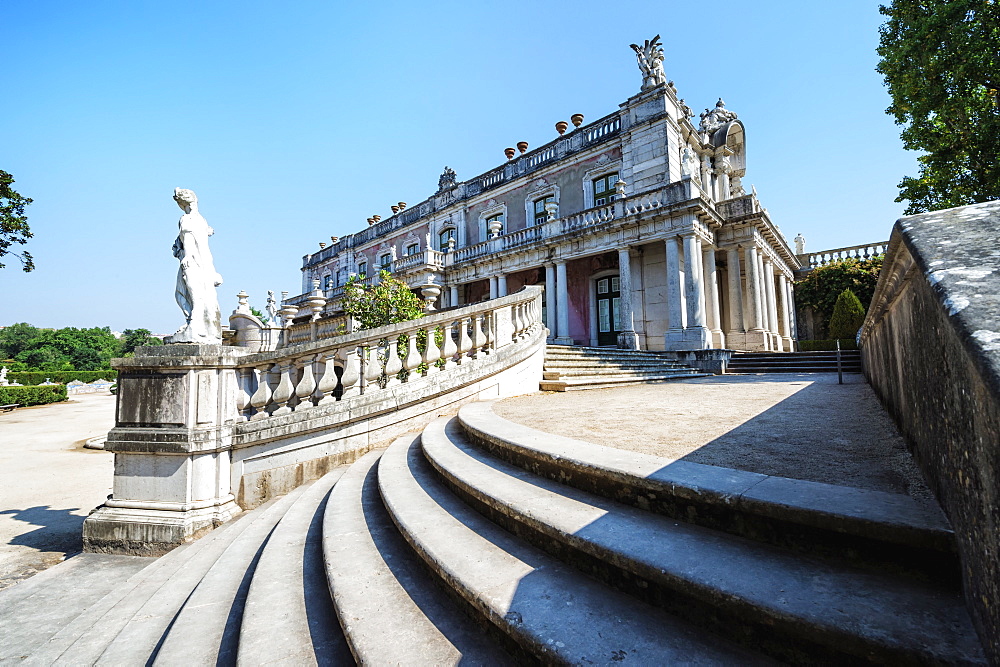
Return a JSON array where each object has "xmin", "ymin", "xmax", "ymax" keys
[
  {"xmin": 357, "ymin": 263, "xmax": 367, "ymax": 277},
  {"xmin": 323, "ymin": 274, "xmax": 333, "ymax": 291},
  {"xmin": 439, "ymin": 228, "xmax": 455, "ymax": 251},
  {"xmin": 485, "ymin": 213, "xmax": 504, "ymax": 237},
  {"xmin": 593, "ymin": 172, "xmax": 619, "ymax": 206},
  {"xmin": 533, "ymin": 196, "xmax": 555, "ymax": 225},
  {"xmin": 406, "ymin": 243, "xmax": 419, "ymax": 256},
  {"xmin": 380, "ymin": 253, "xmax": 392, "ymax": 270}
]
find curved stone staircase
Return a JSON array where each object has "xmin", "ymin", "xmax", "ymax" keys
[{"xmin": 1, "ymin": 403, "xmax": 987, "ymax": 664}]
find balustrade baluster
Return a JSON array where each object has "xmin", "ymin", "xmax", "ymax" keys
[
  {"xmin": 316, "ymin": 350, "xmax": 341, "ymax": 405},
  {"xmin": 249, "ymin": 363, "xmax": 276, "ymax": 419},
  {"xmin": 270, "ymin": 361, "xmax": 296, "ymax": 415},
  {"xmin": 440, "ymin": 321, "xmax": 459, "ymax": 366},
  {"xmin": 384, "ymin": 337, "xmax": 403, "ymax": 382},
  {"xmin": 235, "ymin": 367, "xmax": 254, "ymax": 421},
  {"xmin": 340, "ymin": 346, "xmax": 361, "ymax": 398},
  {"xmin": 294, "ymin": 355, "xmax": 318, "ymax": 410},
  {"xmin": 457, "ymin": 317, "xmax": 473, "ymax": 362},
  {"xmin": 364, "ymin": 343, "xmax": 383, "ymax": 392},
  {"xmin": 403, "ymin": 330, "xmax": 423, "ymax": 379},
  {"xmin": 423, "ymin": 325, "xmax": 441, "ymax": 370},
  {"xmin": 471, "ymin": 315, "xmax": 486, "ymax": 357}
]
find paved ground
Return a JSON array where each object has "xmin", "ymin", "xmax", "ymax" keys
[
  {"xmin": 495, "ymin": 373, "xmax": 936, "ymax": 503},
  {"xmin": 0, "ymin": 392, "xmax": 116, "ymax": 591}
]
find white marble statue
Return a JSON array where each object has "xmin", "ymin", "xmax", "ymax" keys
[
  {"xmin": 165, "ymin": 188, "xmax": 224, "ymax": 344},
  {"xmin": 681, "ymin": 146, "xmax": 700, "ymax": 181},
  {"xmin": 0, "ymin": 366, "xmax": 7, "ymax": 386},
  {"xmin": 630, "ymin": 35, "xmax": 666, "ymax": 91},
  {"xmin": 794, "ymin": 233, "xmax": 807, "ymax": 255}
]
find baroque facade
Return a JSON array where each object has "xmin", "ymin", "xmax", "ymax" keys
[{"xmin": 291, "ymin": 36, "xmax": 799, "ymax": 352}]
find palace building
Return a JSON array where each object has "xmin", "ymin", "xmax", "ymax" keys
[{"xmin": 290, "ymin": 36, "xmax": 800, "ymax": 352}]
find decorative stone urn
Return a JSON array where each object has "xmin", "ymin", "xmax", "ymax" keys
[
  {"xmin": 517, "ymin": 141, "xmax": 529, "ymax": 154},
  {"xmin": 571, "ymin": 113, "xmax": 585, "ymax": 128},
  {"xmin": 555, "ymin": 120, "xmax": 568, "ymax": 135},
  {"xmin": 545, "ymin": 200, "xmax": 559, "ymax": 221},
  {"xmin": 367, "ymin": 218, "xmax": 375, "ymax": 225},
  {"xmin": 398, "ymin": 201, "xmax": 407, "ymax": 210},
  {"xmin": 488, "ymin": 218, "xmax": 504, "ymax": 238},
  {"xmin": 391, "ymin": 205, "xmax": 400, "ymax": 214},
  {"xmin": 504, "ymin": 147, "xmax": 516, "ymax": 160},
  {"xmin": 420, "ymin": 283, "xmax": 442, "ymax": 312}
]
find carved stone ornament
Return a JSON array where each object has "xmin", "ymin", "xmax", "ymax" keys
[
  {"xmin": 165, "ymin": 188, "xmax": 224, "ymax": 344},
  {"xmin": 597, "ymin": 153, "xmax": 611, "ymax": 165},
  {"xmin": 630, "ymin": 35, "xmax": 666, "ymax": 91},
  {"xmin": 681, "ymin": 146, "xmax": 700, "ymax": 181},
  {"xmin": 437, "ymin": 166, "xmax": 458, "ymax": 192},
  {"xmin": 679, "ymin": 98, "xmax": 695, "ymax": 119},
  {"xmin": 699, "ymin": 98, "xmax": 739, "ymax": 135}
]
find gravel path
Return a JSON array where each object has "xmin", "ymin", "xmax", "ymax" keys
[
  {"xmin": 0, "ymin": 392, "xmax": 116, "ymax": 590},
  {"xmin": 495, "ymin": 373, "xmax": 936, "ymax": 502}
]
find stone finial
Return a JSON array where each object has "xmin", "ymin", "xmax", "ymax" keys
[
  {"xmin": 319, "ymin": 242, "xmax": 326, "ymax": 249},
  {"xmin": 330, "ymin": 236, "xmax": 339, "ymax": 244},
  {"xmin": 505, "ymin": 147, "xmax": 516, "ymax": 160},
  {"xmin": 630, "ymin": 35, "xmax": 666, "ymax": 91},
  {"xmin": 555, "ymin": 121, "xmax": 568, "ymax": 135},
  {"xmin": 545, "ymin": 200, "xmax": 559, "ymax": 221},
  {"xmin": 615, "ymin": 179, "xmax": 627, "ymax": 197},
  {"xmin": 236, "ymin": 290, "xmax": 251, "ymax": 314},
  {"xmin": 398, "ymin": 201, "xmax": 407, "ymax": 210},
  {"xmin": 517, "ymin": 141, "xmax": 529, "ymax": 154},
  {"xmin": 571, "ymin": 113, "xmax": 585, "ymax": 128},
  {"xmin": 698, "ymin": 98, "xmax": 738, "ymax": 135}
]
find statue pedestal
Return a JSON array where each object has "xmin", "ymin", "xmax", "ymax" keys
[{"xmin": 83, "ymin": 344, "xmax": 251, "ymax": 556}]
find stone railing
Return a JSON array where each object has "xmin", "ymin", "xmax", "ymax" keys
[
  {"xmin": 284, "ymin": 314, "xmax": 351, "ymax": 345},
  {"xmin": 236, "ymin": 286, "xmax": 544, "ymax": 422},
  {"xmin": 84, "ymin": 287, "xmax": 547, "ymax": 556},
  {"xmin": 716, "ymin": 193, "xmax": 761, "ymax": 220},
  {"xmin": 804, "ymin": 242, "xmax": 889, "ymax": 269}
]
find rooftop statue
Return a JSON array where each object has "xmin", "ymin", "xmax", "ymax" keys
[
  {"xmin": 699, "ymin": 98, "xmax": 739, "ymax": 135},
  {"xmin": 438, "ymin": 166, "xmax": 458, "ymax": 192},
  {"xmin": 165, "ymin": 188, "xmax": 224, "ymax": 344},
  {"xmin": 630, "ymin": 35, "xmax": 666, "ymax": 91}
]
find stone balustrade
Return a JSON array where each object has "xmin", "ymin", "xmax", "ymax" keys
[
  {"xmin": 237, "ymin": 286, "xmax": 544, "ymax": 422},
  {"xmin": 804, "ymin": 242, "xmax": 889, "ymax": 269}
]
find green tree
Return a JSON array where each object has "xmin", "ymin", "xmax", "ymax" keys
[
  {"xmin": 0, "ymin": 170, "xmax": 34, "ymax": 271},
  {"xmin": 876, "ymin": 1, "xmax": 1000, "ymax": 214},
  {"xmin": 795, "ymin": 257, "xmax": 883, "ymax": 337},
  {"xmin": 828, "ymin": 289, "xmax": 867, "ymax": 339},
  {"xmin": 341, "ymin": 270, "xmax": 425, "ymax": 330},
  {"xmin": 120, "ymin": 328, "xmax": 163, "ymax": 355},
  {"xmin": 0, "ymin": 322, "xmax": 41, "ymax": 358}
]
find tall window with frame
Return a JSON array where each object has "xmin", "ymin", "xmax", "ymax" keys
[
  {"xmin": 379, "ymin": 253, "xmax": 392, "ymax": 271},
  {"xmin": 439, "ymin": 228, "xmax": 455, "ymax": 251},
  {"xmin": 357, "ymin": 262, "xmax": 367, "ymax": 278},
  {"xmin": 406, "ymin": 243, "xmax": 419, "ymax": 256},
  {"xmin": 593, "ymin": 172, "xmax": 619, "ymax": 206},
  {"xmin": 533, "ymin": 195, "xmax": 554, "ymax": 226}
]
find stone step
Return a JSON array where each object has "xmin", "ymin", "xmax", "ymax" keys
[
  {"xmin": 422, "ymin": 417, "xmax": 985, "ymax": 664},
  {"xmin": 150, "ymin": 483, "xmax": 313, "ymax": 666},
  {"xmin": 457, "ymin": 401, "xmax": 959, "ymax": 578},
  {"xmin": 41, "ymin": 506, "xmax": 264, "ymax": 665},
  {"xmin": 545, "ymin": 358, "xmax": 689, "ymax": 369},
  {"xmin": 540, "ymin": 371, "xmax": 708, "ymax": 391},
  {"xmin": 0, "ymin": 553, "xmax": 153, "ymax": 662},
  {"xmin": 543, "ymin": 367, "xmax": 691, "ymax": 379},
  {"xmin": 238, "ymin": 468, "xmax": 352, "ymax": 666},
  {"xmin": 545, "ymin": 351, "xmax": 677, "ymax": 363},
  {"xmin": 95, "ymin": 487, "xmax": 309, "ymax": 665},
  {"xmin": 323, "ymin": 447, "xmax": 512, "ymax": 665},
  {"xmin": 734, "ymin": 352, "xmax": 861, "ymax": 360},
  {"xmin": 377, "ymin": 433, "xmax": 764, "ymax": 664}
]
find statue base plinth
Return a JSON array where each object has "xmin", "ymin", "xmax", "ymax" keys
[{"xmin": 83, "ymin": 500, "xmax": 242, "ymax": 557}]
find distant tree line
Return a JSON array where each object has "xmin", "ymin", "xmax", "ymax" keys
[{"xmin": 0, "ymin": 323, "xmax": 162, "ymax": 372}]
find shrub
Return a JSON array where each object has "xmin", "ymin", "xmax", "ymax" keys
[
  {"xmin": 342, "ymin": 270, "xmax": 425, "ymax": 330},
  {"xmin": 828, "ymin": 289, "xmax": 867, "ymax": 340},
  {"xmin": 0, "ymin": 384, "xmax": 68, "ymax": 406},
  {"xmin": 794, "ymin": 257, "xmax": 882, "ymax": 337},
  {"xmin": 6, "ymin": 370, "xmax": 118, "ymax": 386}
]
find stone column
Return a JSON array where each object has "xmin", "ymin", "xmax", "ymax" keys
[
  {"xmin": 743, "ymin": 245, "xmax": 763, "ymax": 331},
  {"xmin": 726, "ymin": 247, "xmax": 745, "ymax": 337},
  {"xmin": 545, "ymin": 263, "xmax": 557, "ymax": 341},
  {"xmin": 450, "ymin": 285, "xmax": 459, "ymax": 309},
  {"xmin": 778, "ymin": 273, "xmax": 795, "ymax": 350},
  {"xmin": 664, "ymin": 237, "xmax": 685, "ymax": 333},
  {"xmin": 617, "ymin": 248, "xmax": 638, "ymax": 349},
  {"xmin": 703, "ymin": 245, "xmax": 725, "ymax": 348},
  {"xmin": 497, "ymin": 273, "xmax": 507, "ymax": 297},
  {"xmin": 682, "ymin": 234, "xmax": 710, "ymax": 348},
  {"xmin": 763, "ymin": 258, "xmax": 780, "ymax": 350},
  {"xmin": 489, "ymin": 276, "xmax": 498, "ymax": 300},
  {"xmin": 786, "ymin": 278, "xmax": 799, "ymax": 342},
  {"xmin": 555, "ymin": 260, "xmax": 572, "ymax": 344}
]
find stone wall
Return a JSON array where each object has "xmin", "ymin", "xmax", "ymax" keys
[{"xmin": 860, "ymin": 200, "xmax": 1000, "ymax": 662}]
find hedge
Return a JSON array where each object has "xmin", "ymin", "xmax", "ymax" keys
[
  {"xmin": 0, "ymin": 384, "xmax": 68, "ymax": 407},
  {"xmin": 798, "ymin": 339, "xmax": 859, "ymax": 352},
  {"xmin": 6, "ymin": 370, "xmax": 118, "ymax": 386}
]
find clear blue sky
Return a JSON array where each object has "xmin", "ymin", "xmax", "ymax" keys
[{"xmin": 2, "ymin": 0, "xmax": 916, "ymax": 334}]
